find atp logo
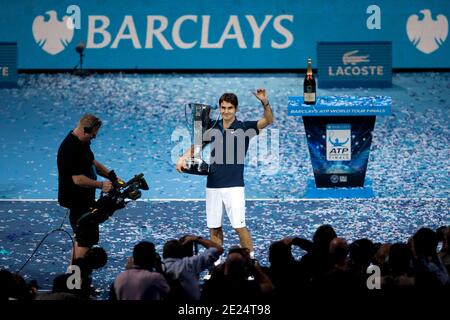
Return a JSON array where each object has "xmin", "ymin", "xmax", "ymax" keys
[
  {"xmin": 326, "ymin": 124, "xmax": 351, "ymax": 161},
  {"xmin": 32, "ymin": 10, "xmax": 74, "ymax": 55},
  {"xmin": 406, "ymin": 9, "xmax": 448, "ymax": 54},
  {"xmin": 342, "ymin": 50, "xmax": 370, "ymax": 65}
]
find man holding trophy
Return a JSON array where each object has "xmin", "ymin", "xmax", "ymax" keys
[{"xmin": 176, "ymin": 89, "xmax": 274, "ymax": 260}]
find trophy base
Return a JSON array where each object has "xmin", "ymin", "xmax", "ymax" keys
[{"xmin": 183, "ymin": 157, "xmax": 210, "ymax": 175}]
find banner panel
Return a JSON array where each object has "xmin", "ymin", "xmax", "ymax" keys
[{"xmin": 0, "ymin": 0, "xmax": 448, "ymax": 69}]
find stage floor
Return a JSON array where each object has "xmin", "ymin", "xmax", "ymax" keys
[
  {"xmin": 1, "ymin": 199, "xmax": 448, "ymax": 297},
  {"xmin": 0, "ymin": 73, "xmax": 449, "ymax": 298},
  {"xmin": 0, "ymin": 73, "xmax": 449, "ymax": 199}
]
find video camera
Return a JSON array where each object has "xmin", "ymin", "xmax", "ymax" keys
[{"xmin": 77, "ymin": 171, "xmax": 149, "ymax": 226}]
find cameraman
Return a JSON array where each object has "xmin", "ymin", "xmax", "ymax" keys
[{"xmin": 57, "ymin": 114, "xmax": 118, "ymax": 261}]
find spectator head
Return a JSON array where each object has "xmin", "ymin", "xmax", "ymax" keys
[
  {"xmin": 412, "ymin": 227, "xmax": 438, "ymax": 258},
  {"xmin": 133, "ymin": 241, "xmax": 159, "ymax": 270},
  {"xmin": 329, "ymin": 237, "xmax": 349, "ymax": 267},
  {"xmin": 0, "ymin": 271, "xmax": 32, "ymax": 300},
  {"xmin": 375, "ymin": 243, "xmax": 391, "ymax": 266},
  {"xmin": 163, "ymin": 239, "xmax": 184, "ymax": 259},
  {"xmin": 0, "ymin": 269, "xmax": 15, "ymax": 300},
  {"xmin": 313, "ymin": 224, "xmax": 337, "ymax": 253},
  {"xmin": 224, "ymin": 246, "xmax": 250, "ymax": 279},
  {"xmin": 228, "ymin": 246, "xmax": 251, "ymax": 261},
  {"xmin": 349, "ymin": 238, "xmax": 376, "ymax": 267},
  {"xmin": 388, "ymin": 243, "xmax": 412, "ymax": 276},
  {"xmin": 268, "ymin": 240, "xmax": 293, "ymax": 267},
  {"xmin": 179, "ymin": 235, "xmax": 197, "ymax": 257},
  {"xmin": 84, "ymin": 246, "xmax": 108, "ymax": 270}
]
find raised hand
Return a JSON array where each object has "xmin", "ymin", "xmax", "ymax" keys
[{"xmin": 252, "ymin": 88, "xmax": 268, "ymax": 104}]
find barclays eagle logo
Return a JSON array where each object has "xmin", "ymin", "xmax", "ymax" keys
[
  {"xmin": 406, "ymin": 9, "xmax": 448, "ymax": 54},
  {"xmin": 32, "ymin": 10, "xmax": 74, "ymax": 55}
]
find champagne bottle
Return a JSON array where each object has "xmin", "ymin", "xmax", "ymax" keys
[{"xmin": 303, "ymin": 58, "xmax": 316, "ymax": 105}]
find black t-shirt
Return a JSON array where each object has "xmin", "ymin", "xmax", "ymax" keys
[{"xmin": 57, "ymin": 131, "xmax": 97, "ymax": 209}]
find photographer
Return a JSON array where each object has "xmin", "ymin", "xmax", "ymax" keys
[
  {"xmin": 201, "ymin": 246, "xmax": 274, "ymax": 302},
  {"xmin": 36, "ymin": 246, "xmax": 107, "ymax": 300},
  {"xmin": 110, "ymin": 241, "xmax": 169, "ymax": 300},
  {"xmin": 57, "ymin": 114, "xmax": 121, "ymax": 261},
  {"xmin": 264, "ymin": 236, "xmax": 313, "ymax": 297},
  {"xmin": 72, "ymin": 246, "xmax": 108, "ymax": 299},
  {"xmin": 162, "ymin": 235, "xmax": 223, "ymax": 301}
]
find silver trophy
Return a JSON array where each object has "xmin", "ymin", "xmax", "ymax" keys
[{"xmin": 183, "ymin": 103, "xmax": 211, "ymax": 175}]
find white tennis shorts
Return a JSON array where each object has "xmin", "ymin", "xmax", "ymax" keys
[{"xmin": 205, "ymin": 187, "xmax": 246, "ymax": 229}]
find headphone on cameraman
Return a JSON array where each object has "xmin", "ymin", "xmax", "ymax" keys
[{"xmin": 84, "ymin": 117, "xmax": 102, "ymax": 134}]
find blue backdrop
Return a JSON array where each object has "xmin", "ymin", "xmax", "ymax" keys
[{"xmin": 0, "ymin": 0, "xmax": 449, "ymax": 69}]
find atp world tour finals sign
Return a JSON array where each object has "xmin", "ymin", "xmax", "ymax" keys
[{"xmin": 0, "ymin": 0, "xmax": 448, "ymax": 69}]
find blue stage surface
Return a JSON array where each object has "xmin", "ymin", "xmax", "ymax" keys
[
  {"xmin": 0, "ymin": 73, "xmax": 449, "ymax": 299},
  {"xmin": 1, "ymin": 199, "xmax": 448, "ymax": 298},
  {"xmin": 0, "ymin": 73, "xmax": 448, "ymax": 199}
]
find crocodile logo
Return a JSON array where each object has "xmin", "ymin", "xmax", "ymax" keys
[{"xmin": 342, "ymin": 50, "xmax": 370, "ymax": 65}]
